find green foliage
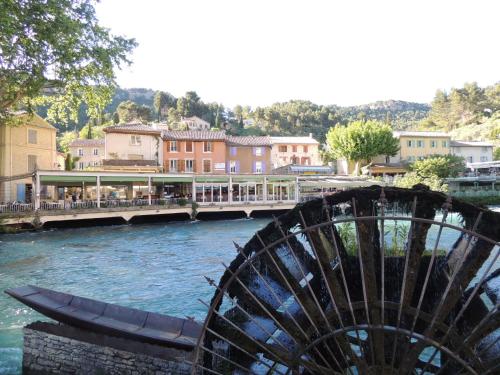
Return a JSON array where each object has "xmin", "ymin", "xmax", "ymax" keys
[
  {"xmin": 153, "ymin": 91, "xmax": 175, "ymax": 122},
  {"xmin": 424, "ymin": 82, "xmax": 500, "ymax": 131},
  {"xmin": 58, "ymin": 131, "xmax": 78, "ymax": 153},
  {"xmin": 411, "ymin": 154, "xmax": 465, "ymax": 179},
  {"xmin": 325, "ymin": 120, "xmax": 399, "ymax": 174},
  {"xmin": 337, "ymin": 222, "xmax": 357, "ymax": 256},
  {"xmin": 494, "ymin": 148, "xmax": 500, "ymax": 161},
  {"xmin": 116, "ymin": 100, "xmax": 151, "ymax": 123},
  {"xmin": 64, "ymin": 154, "xmax": 79, "ymax": 171},
  {"xmin": 0, "ymin": 0, "xmax": 136, "ymax": 125},
  {"xmin": 394, "ymin": 172, "xmax": 448, "ymax": 193}
]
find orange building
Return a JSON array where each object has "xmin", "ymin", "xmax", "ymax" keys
[
  {"xmin": 162, "ymin": 131, "xmax": 227, "ymax": 174},
  {"xmin": 226, "ymin": 136, "xmax": 272, "ymax": 174}
]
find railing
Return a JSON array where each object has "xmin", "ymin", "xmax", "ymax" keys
[
  {"xmin": 0, "ymin": 196, "xmax": 296, "ymax": 214},
  {"xmin": 0, "ymin": 203, "xmax": 35, "ymax": 213}
]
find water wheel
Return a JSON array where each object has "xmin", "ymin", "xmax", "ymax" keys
[{"xmin": 192, "ymin": 186, "xmax": 500, "ymax": 374}]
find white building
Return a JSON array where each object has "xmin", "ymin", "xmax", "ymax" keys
[
  {"xmin": 450, "ymin": 140, "xmax": 494, "ymax": 164},
  {"xmin": 180, "ymin": 116, "xmax": 210, "ymax": 131},
  {"xmin": 69, "ymin": 139, "xmax": 105, "ymax": 170},
  {"xmin": 270, "ymin": 135, "xmax": 321, "ymax": 169},
  {"xmin": 103, "ymin": 122, "xmax": 163, "ymax": 165}
]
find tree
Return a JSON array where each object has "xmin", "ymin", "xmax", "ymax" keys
[
  {"xmin": 394, "ymin": 172, "xmax": 448, "ymax": 193},
  {"xmin": 0, "ymin": 0, "xmax": 137, "ymax": 125},
  {"xmin": 411, "ymin": 155, "xmax": 465, "ymax": 178},
  {"xmin": 116, "ymin": 101, "xmax": 151, "ymax": 123},
  {"xmin": 494, "ymin": 148, "xmax": 500, "ymax": 161},
  {"xmin": 57, "ymin": 131, "xmax": 78, "ymax": 153},
  {"xmin": 153, "ymin": 91, "xmax": 174, "ymax": 122},
  {"xmin": 326, "ymin": 120, "xmax": 400, "ymax": 175}
]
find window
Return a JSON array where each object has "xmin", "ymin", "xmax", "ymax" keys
[
  {"xmin": 93, "ymin": 161, "xmax": 99, "ymax": 166},
  {"xmin": 185, "ymin": 159, "xmax": 194, "ymax": 172},
  {"xmin": 230, "ymin": 147, "xmax": 237, "ymax": 156},
  {"xmin": 28, "ymin": 129, "xmax": 38, "ymax": 144},
  {"xmin": 292, "ymin": 145, "xmax": 297, "ymax": 152},
  {"xmin": 203, "ymin": 159, "xmax": 212, "ymax": 173},
  {"xmin": 482, "ymin": 146, "xmax": 489, "ymax": 152},
  {"xmin": 185, "ymin": 141, "xmax": 193, "ymax": 153},
  {"xmin": 279, "ymin": 145, "xmax": 287, "ymax": 152},
  {"xmin": 407, "ymin": 156, "xmax": 415, "ymax": 162},
  {"xmin": 78, "ymin": 161, "xmax": 84, "ymax": 170},
  {"xmin": 480, "ymin": 156, "xmax": 488, "ymax": 162},
  {"xmin": 255, "ymin": 147, "xmax": 262, "ymax": 156},
  {"xmin": 131, "ymin": 135, "xmax": 141, "ymax": 145},
  {"xmin": 169, "ymin": 159, "xmax": 178, "ymax": 172},
  {"xmin": 255, "ymin": 161, "xmax": 263, "ymax": 173},
  {"xmin": 93, "ymin": 148, "xmax": 99, "ymax": 156},
  {"xmin": 28, "ymin": 155, "xmax": 37, "ymax": 172},
  {"xmin": 467, "ymin": 156, "xmax": 473, "ymax": 163},
  {"xmin": 303, "ymin": 145, "xmax": 308, "ymax": 153},
  {"xmin": 417, "ymin": 140, "xmax": 424, "ymax": 148},
  {"xmin": 78, "ymin": 148, "xmax": 84, "ymax": 156},
  {"xmin": 170, "ymin": 140, "xmax": 178, "ymax": 152},
  {"xmin": 203, "ymin": 141, "xmax": 213, "ymax": 152},
  {"xmin": 407, "ymin": 140, "xmax": 416, "ymax": 148},
  {"xmin": 430, "ymin": 140, "xmax": 437, "ymax": 148},
  {"xmin": 230, "ymin": 160, "xmax": 237, "ymax": 173},
  {"xmin": 442, "ymin": 140, "xmax": 448, "ymax": 148}
]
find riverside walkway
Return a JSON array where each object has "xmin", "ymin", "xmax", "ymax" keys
[{"xmin": 1, "ymin": 170, "xmax": 383, "ymax": 227}]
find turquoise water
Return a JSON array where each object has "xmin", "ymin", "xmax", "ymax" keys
[
  {"xmin": 0, "ymin": 218, "xmax": 270, "ymax": 374},
  {"xmin": 0, "ymin": 209, "xmax": 498, "ymax": 374}
]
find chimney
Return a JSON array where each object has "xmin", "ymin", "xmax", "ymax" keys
[{"xmin": 309, "ymin": 133, "xmax": 313, "ymax": 138}]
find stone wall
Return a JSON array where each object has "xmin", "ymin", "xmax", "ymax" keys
[{"xmin": 23, "ymin": 322, "xmax": 193, "ymax": 374}]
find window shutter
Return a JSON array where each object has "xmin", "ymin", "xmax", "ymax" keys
[{"xmin": 262, "ymin": 163, "xmax": 266, "ymax": 174}]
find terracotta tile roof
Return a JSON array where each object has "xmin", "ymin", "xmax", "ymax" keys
[
  {"xmin": 226, "ymin": 136, "xmax": 271, "ymax": 146},
  {"xmin": 69, "ymin": 138, "xmax": 105, "ymax": 147},
  {"xmin": 162, "ymin": 130, "xmax": 227, "ymax": 141},
  {"xmin": 104, "ymin": 122, "xmax": 162, "ymax": 135}
]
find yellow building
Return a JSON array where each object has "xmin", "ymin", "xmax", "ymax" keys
[
  {"xmin": 0, "ymin": 113, "xmax": 58, "ymax": 202},
  {"xmin": 392, "ymin": 131, "xmax": 451, "ymax": 162}
]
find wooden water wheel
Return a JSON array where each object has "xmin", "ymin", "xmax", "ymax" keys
[{"xmin": 192, "ymin": 186, "xmax": 500, "ymax": 374}]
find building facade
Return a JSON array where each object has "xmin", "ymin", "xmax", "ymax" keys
[
  {"xmin": 391, "ymin": 131, "xmax": 451, "ymax": 162},
  {"xmin": 450, "ymin": 140, "xmax": 494, "ymax": 164},
  {"xmin": 270, "ymin": 135, "xmax": 321, "ymax": 169},
  {"xmin": 162, "ymin": 131, "xmax": 227, "ymax": 174},
  {"xmin": 180, "ymin": 116, "xmax": 210, "ymax": 131},
  {"xmin": 69, "ymin": 139, "xmax": 105, "ymax": 170},
  {"xmin": 0, "ymin": 113, "xmax": 58, "ymax": 202},
  {"xmin": 103, "ymin": 123, "xmax": 164, "ymax": 169},
  {"xmin": 226, "ymin": 136, "xmax": 272, "ymax": 174}
]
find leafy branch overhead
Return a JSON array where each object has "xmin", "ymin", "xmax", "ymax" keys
[{"xmin": 0, "ymin": 0, "xmax": 137, "ymax": 125}]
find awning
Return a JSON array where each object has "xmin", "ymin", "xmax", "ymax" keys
[
  {"xmin": 231, "ymin": 176, "xmax": 265, "ymax": 182},
  {"xmin": 100, "ymin": 176, "xmax": 148, "ymax": 183},
  {"xmin": 267, "ymin": 177, "xmax": 297, "ymax": 182},
  {"xmin": 40, "ymin": 176, "xmax": 97, "ymax": 183},
  {"xmin": 153, "ymin": 177, "xmax": 193, "ymax": 183},
  {"xmin": 195, "ymin": 177, "xmax": 230, "ymax": 183}
]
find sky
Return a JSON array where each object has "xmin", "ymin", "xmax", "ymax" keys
[{"xmin": 96, "ymin": 0, "xmax": 500, "ymax": 108}]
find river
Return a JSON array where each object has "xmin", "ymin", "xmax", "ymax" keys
[
  {"xmin": 0, "ymin": 208, "xmax": 498, "ymax": 374},
  {"xmin": 0, "ymin": 218, "xmax": 270, "ymax": 374}
]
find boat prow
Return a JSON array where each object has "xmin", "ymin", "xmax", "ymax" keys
[{"xmin": 5, "ymin": 285, "xmax": 200, "ymax": 350}]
